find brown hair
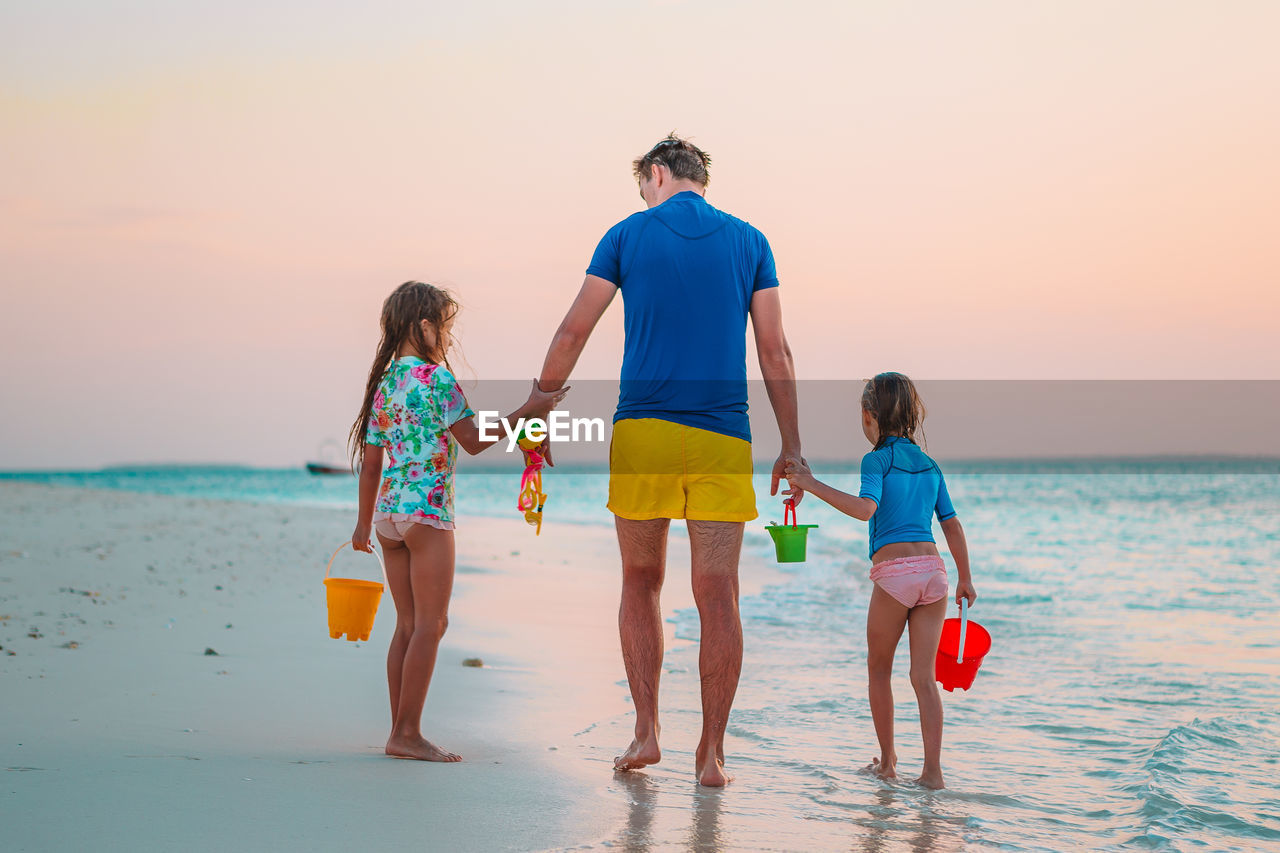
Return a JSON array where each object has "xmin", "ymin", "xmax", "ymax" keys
[
  {"xmin": 347, "ymin": 281, "xmax": 460, "ymax": 469},
  {"xmin": 632, "ymin": 133, "xmax": 711, "ymax": 188},
  {"xmin": 861, "ymin": 372, "xmax": 926, "ymax": 450}
]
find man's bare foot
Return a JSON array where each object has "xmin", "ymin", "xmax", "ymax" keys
[
  {"xmin": 385, "ymin": 734, "xmax": 461, "ymax": 762},
  {"xmin": 696, "ymin": 755, "xmax": 733, "ymax": 787},
  {"xmin": 613, "ymin": 736, "xmax": 661, "ymax": 771},
  {"xmin": 694, "ymin": 741, "xmax": 733, "ymax": 787},
  {"xmin": 915, "ymin": 768, "xmax": 945, "ymax": 789},
  {"xmin": 861, "ymin": 755, "xmax": 897, "ymax": 780}
]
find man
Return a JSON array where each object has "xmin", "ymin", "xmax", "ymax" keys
[{"xmin": 536, "ymin": 134, "xmax": 802, "ymax": 787}]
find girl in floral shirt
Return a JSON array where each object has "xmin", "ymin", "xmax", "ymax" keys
[{"xmin": 348, "ymin": 281, "xmax": 566, "ymax": 762}]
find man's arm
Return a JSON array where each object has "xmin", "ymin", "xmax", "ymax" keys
[
  {"xmin": 750, "ymin": 287, "xmax": 803, "ymax": 501},
  {"xmin": 538, "ymin": 275, "xmax": 618, "ymax": 390}
]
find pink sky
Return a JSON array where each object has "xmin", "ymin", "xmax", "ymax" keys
[{"xmin": 2, "ymin": 2, "xmax": 1278, "ymax": 468}]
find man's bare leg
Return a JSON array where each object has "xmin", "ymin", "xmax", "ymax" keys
[
  {"xmin": 688, "ymin": 520, "xmax": 744, "ymax": 787},
  {"xmin": 614, "ymin": 516, "xmax": 670, "ymax": 770}
]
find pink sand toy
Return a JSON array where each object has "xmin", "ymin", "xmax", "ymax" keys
[{"xmin": 516, "ymin": 430, "xmax": 547, "ymax": 535}]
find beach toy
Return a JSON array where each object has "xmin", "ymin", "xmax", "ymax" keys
[
  {"xmin": 935, "ymin": 598, "xmax": 991, "ymax": 691},
  {"xmin": 765, "ymin": 499, "xmax": 818, "ymax": 563},
  {"xmin": 323, "ymin": 542, "xmax": 386, "ymax": 642},
  {"xmin": 516, "ymin": 429, "xmax": 548, "ymax": 535}
]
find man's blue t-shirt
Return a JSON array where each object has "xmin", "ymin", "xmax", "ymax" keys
[
  {"xmin": 859, "ymin": 436, "xmax": 958, "ymax": 560},
  {"xmin": 586, "ymin": 191, "xmax": 779, "ymax": 442}
]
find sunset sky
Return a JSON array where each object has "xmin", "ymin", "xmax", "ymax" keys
[{"xmin": 2, "ymin": 1, "xmax": 1278, "ymax": 468}]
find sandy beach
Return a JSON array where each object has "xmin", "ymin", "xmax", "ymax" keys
[
  {"xmin": 9, "ymin": 470, "xmax": 1279, "ymax": 851},
  {"xmin": 0, "ymin": 482, "xmax": 787, "ymax": 852},
  {"xmin": 1, "ymin": 482, "xmax": 634, "ymax": 851}
]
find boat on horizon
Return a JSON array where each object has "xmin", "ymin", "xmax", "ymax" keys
[
  {"xmin": 305, "ymin": 439, "xmax": 352, "ymax": 476},
  {"xmin": 304, "ymin": 461, "xmax": 351, "ymax": 476}
]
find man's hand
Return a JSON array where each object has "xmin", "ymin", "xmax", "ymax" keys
[
  {"xmin": 527, "ymin": 379, "xmax": 570, "ymax": 466},
  {"xmin": 771, "ymin": 452, "xmax": 805, "ymax": 505},
  {"xmin": 783, "ymin": 456, "xmax": 816, "ymax": 492}
]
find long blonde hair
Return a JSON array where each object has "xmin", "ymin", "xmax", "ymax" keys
[{"xmin": 347, "ymin": 282, "xmax": 459, "ymax": 468}]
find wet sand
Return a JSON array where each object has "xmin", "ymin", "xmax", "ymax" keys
[{"xmin": 0, "ymin": 482, "xmax": 639, "ymax": 852}]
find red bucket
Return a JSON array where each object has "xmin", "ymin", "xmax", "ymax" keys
[{"xmin": 935, "ymin": 605, "xmax": 991, "ymax": 692}]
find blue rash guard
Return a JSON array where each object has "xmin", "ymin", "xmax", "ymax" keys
[
  {"xmin": 586, "ymin": 190, "xmax": 779, "ymax": 442},
  {"xmin": 859, "ymin": 436, "xmax": 957, "ymax": 560}
]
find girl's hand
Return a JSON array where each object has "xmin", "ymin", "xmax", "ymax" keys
[
  {"xmin": 524, "ymin": 379, "xmax": 570, "ymax": 421},
  {"xmin": 526, "ymin": 379, "xmax": 569, "ymax": 465},
  {"xmin": 954, "ymin": 579, "xmax": 977, "ymax": 608},
  {"xmin": 783, "ymin": 456, "xmax": 816, "ymax": 492},
  {"xmin": 352, "ymin": 521, "xmax": 373, "ymax": 553}
]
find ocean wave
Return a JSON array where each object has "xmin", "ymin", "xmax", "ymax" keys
[{"xmin": 1125, "ymin": 716, "xmax": 1280, "ymax": 845}]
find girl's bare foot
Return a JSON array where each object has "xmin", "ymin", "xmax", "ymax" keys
[
  {"xmin": 613, "ymin": 736, "xmax": 661, "ymax": 771},
  {"xmin": 385, "ymin": 734, "xmax": 461, "ymax": 762},
  {"xmin": 861, "ymin": 754, "xmax": 897, "ymax": 780},
  {"xmin": 915, "ymin": 768, "xmax": 945, "ymax": 789}
]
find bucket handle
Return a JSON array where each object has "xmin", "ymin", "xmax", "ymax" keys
[
  {"xmin": 956, "ymin": 597, "xmax": 969, "ymax": 663},
  {"xmin": 783, "ymin": 499, "xmax": 797, "ymax": 528},
  {"xmin": 325, "ymin": 542, "xmax": 388, "ymax": 585}
]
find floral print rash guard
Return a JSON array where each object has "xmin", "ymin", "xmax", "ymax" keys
[{"xmin": 364, "ymin": 357, "xmax": 474, "ymax": 526}]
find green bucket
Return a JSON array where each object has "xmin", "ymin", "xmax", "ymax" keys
[{"xmin": 766, "ymin": 522, "xmax": 819, "ymax": 562}]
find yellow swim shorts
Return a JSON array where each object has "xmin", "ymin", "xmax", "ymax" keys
[{"xmin": 608, "ymin": 418, "xmax": 757, "ymax": 522}]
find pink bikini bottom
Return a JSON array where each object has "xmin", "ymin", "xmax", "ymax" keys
[
  {"xmin": 870, "ymin": 554, "xmax": 948, "ymax": 609},
  {"xmin": 373, "ymin": 512, "xmax": 454, "ymax": 541}
]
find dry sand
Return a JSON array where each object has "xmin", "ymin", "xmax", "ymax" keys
[{"xmin": 0, "ymin": 482, "xmax": 658, "ymax": 852}]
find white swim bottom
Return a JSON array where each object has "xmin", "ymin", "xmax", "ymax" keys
[{"xmin": 372, "ymin": 511, "xmax": 455, "ymax": 541}]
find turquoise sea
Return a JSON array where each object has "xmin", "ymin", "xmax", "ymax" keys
[{"xmin": 5, "ymin": 460, "xmax": 1279, "ymax": 851}]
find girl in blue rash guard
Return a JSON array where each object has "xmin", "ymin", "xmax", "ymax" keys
[{"xmin": 784, "ymin": 372, "xmax": 977, "ymax": 790}]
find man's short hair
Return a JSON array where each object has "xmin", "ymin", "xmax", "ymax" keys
[{"xmin": 632, "ymin": 133, "xmax": 711, "ymax": 188}]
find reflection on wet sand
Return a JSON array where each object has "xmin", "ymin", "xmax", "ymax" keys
[
  {"xmin": 613, "ymin": 772, "xmax": 658, "ymax": 852},
  {"xmin": 686, "ymin": 785, "xmax": 727, "ymax": 852},
  {"xmin": 854, "ymin": 786, "xmax": 946, "ymax": 853},
  {"xmin": 612, "ymin": 771, "xmax": 729, "ymax": 853}
]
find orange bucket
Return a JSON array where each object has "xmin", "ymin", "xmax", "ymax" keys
[
  {"xmin": 323, "ymin": 543, "xmax": 386, "ymax": 642},
  {"xmin": 935, "ymin": 599, "xmax": 990, "ymax": 692}
]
